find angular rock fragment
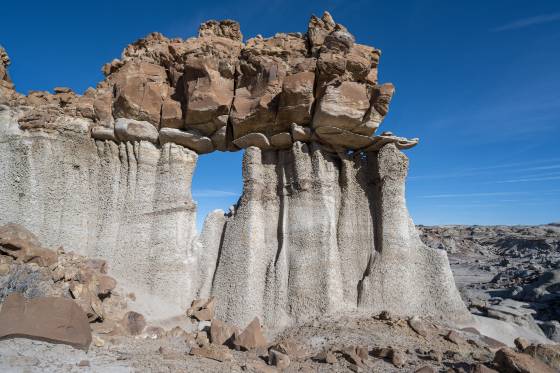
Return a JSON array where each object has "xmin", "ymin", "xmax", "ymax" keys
[
  {"xmin": 291, "ymin": 123, "xmax": 312, "ymax": 142},
  {"xmin": 315, "ymin": 126, "xmax": 373, "ymax": 149},
  {"xmin": 231, "ymin": 32, "xmax": 313, "ymax": 139},
  {"xmin": 271, "ymin": 338, "xmax": 309, "ymax": 360},
  {"xmin": 120, "ymin": 311, "xmax": 146, "ymax": 336},
  {"xmin": 233, "ymin": 317, "xmax": 267, "ymax": 350},
  {"xmin": 307, "ymin": 12, "xmax": 336, "ymax": 55},
  {"xmin": 0, "ymin": 224, "xmax": 57, "ymax": 267},
  {"xmin": 190, "ymin": 344, "xmax": 233, "ymax": 362},
  {"xmin": 0, "ymin": 293, "xmax": 91, "ymax": 349},
  {"xmin": 112, "ymin": 62, "xmax": 169, "ymax": 126},
  {"xmin": 312, "ymin": 82, "xmax": 370, "ymax": 131},
  {"xmin": 524, "ymin": 344, "xmax": 560, "ymax": 371},
  {"xmin": 276, "ymin": 71, "xmax": 315, "ymax": 127},
  {"xmin": 210, "ymin": 126, "xmax": 228, "ymax": 151}
]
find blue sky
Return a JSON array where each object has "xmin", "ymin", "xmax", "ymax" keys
[{"xmin": 1, "ymin": 0, "xmax": 559, "ymax": 228}]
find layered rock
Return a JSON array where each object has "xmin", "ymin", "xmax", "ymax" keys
[
  {"xmin": 0, "ymin": 107, "xmax": 198, "ymax": 319},
  {"xmin": 206, "ymin": 143, "xmax": 471, "ymax": 330},
  {"xmin": 0, "ymin": 13, "xmax": 415, "ymax": 154},
  {"xmin": 0, "ymin": 12, "xmax": 468, "ymax": 332}
]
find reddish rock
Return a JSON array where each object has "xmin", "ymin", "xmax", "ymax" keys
[
  {"xmin": 210, "ymin": 318, "xmax": 238, "ymax": 346},
  {"xmin": 514, "ymin": 337, "xmax": 530, "ymax": 352},
  {"xmin": 524, "ymin": 344, "xmax": 560, "ymax": 371},
  {"xmin": 96, "ymin": 275, "xmax": 117, "ymax": 295},
  {"xmin": 234, "ymin": 317, "xmax": 267, "ymax": 351},
  {"xmin": 493, "ymin": 347, "xmax": 555, "ymax": 373},
  {"xmin": 446, "ymin": 330, "xmax": 466, "ymax": 345},
  {"xmin": 0, "ymin": 293, "xmax": 91, "ymax": 349},
  {"xmin": 272, "ymin": 337, "xmax": 309, "ymax": 360},
  {"xmin": 269, "ymin": 349, "xmax": 290, "ymax": 369},
  {"xmin": 0, "ymin": 223, "xmax": 57, "ymax": 266}
]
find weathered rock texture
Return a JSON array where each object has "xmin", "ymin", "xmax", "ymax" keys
[
  {"xmin": 0, "ymin": 108, "xmax": 199, "ymax": 318},
  {"xmin": 207, "ymin": 143, "xmax": 471, "ymax": 329},
  {"xmin": 0, "ymin": 12, "xmax": 468, "ymax": 328}
]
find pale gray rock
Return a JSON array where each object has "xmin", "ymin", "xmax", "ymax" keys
[
  {"xmin": 114, "ymin": 117, "xmax": 159, "ymax": 143},
  {"xmin": 0, "ymin": 111, "xmax": 199, "ymax": 320},
  {"xmin": 91, "ymin": 126, "xmax": 116, "ymax": 141},
  {"xmin": 208, "ymin": 143, "xmax": 471, "ymax": 330}
]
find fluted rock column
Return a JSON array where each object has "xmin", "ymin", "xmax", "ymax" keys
[{"xmin": 358, "ymin": 144, "xmax": 472, "ymax": 323}]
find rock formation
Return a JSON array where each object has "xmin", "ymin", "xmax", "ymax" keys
[{"xmin": 0, "ymin": 12, "xmax": 469, "ymax": 329}]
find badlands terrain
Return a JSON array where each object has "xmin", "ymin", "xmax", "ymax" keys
[
  {"xmin": 0, "ymin": 223, "xmax": 559, "ymax": 372},
  {"xmin": 0, "ymin": 10, "xmax": 558, "ymax": 373}
]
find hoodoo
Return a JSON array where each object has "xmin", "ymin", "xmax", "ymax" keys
[{"xmin": 0, "ymin": 12, "xmax": 471, "ymax": 328}]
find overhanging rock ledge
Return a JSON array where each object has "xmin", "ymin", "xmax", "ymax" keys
[{"xmin": 0, "ymin": 12, "xmax": 471, "ymax": 330}]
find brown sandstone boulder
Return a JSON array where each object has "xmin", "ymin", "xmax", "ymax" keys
[
  {"xmin": 112, "ymin": 62, "xmax": 169, "ymax": 126},
  {"xmin": 0, "ymin": 293, "xmax": 91, "ymax": 349},
  {"xmin": 269, "ymin": 348, "xmax": 290, "ymax": 369},
  {"xmin": 120, "ymin": 311, "xmax": 146, "ymax": 336},
  {"xmin": 114, "ymin": 118, "xmax": 159, "ymax": 143},
  {"xmin": 190, "ymin": 344, "xmax": 233, "ymax": 362},
  {"xmin": 408, "ymin": 316, "xmax": 429, "ymax": 337},
  {"xmin": 307, "ymin": 12, "xmax": 336, "ymax": 55},
  {"xmin": 493, "ymin": 347, "xmax": 555, "ymax": 373},
  {"xmin": 291, "ymin": 123, "xmax": 312, "ymax": 142},
  {"xmin": 186, "ymin": 297, "xmax": 216, "ymax": 321},
  {"xmin": 271, "ymin": 337, "xmax": 309, "ymax": 360},
  {"xmin": 231, "ymin": 32, "xmax": 313, "ymax": 139},
  {"xmin": 524, "ymin": 344, "xmax": 560, "ymax": 370},
  {"xmin": 270, "ymin": 132, "xmax": 292, "ymax": 148},
  {"xmin": 0, "ymin": 223, "xmax": 57, "ymax": 266},
  {"xmin": 276, "ymin": 71, "xmax": 315, "ymax": 127},
  {"xmin": 198, "ymin": 19, "xmax": 243, "ymax": 41},
  {"xmin": 234, "ymin": 317, "xmax": 267, "ymax": 351},
  {"xmin": 160, "ymin": 97, "xmax": 183, "ymax": 129},
  {"xmin": 210, "ymin": 318, "xmax": 238, "ymax": 346},
  {"xmin": 233, "ymin": 132, "xmax": 271, "ymax": 149},
  {"xmin": 91, "ymin": 126, "xmax": 116, "ymax": 141},
  {"xmin": 159, "ymin": 128, "xmax": 214, "ymax": 154}
]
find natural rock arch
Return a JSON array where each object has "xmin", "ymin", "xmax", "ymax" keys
[{"xmin": 0, "ymin": 12, "xmax": 471, "ymax": 329}]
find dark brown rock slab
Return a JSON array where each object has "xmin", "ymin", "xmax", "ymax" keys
[{"xmin": 0, "ymin": 293, "xmax": 91, "ymax": 349}]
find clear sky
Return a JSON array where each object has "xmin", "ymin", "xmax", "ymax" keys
[{"xmin": 1, "ymin": 0, "xmax": 559, "ymax": 229}]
